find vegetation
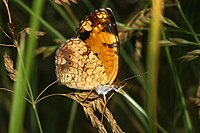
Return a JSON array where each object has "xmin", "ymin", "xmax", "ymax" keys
[{"xmin": 0, "ymin": 0, "xmax": 199, "ymax": 132}]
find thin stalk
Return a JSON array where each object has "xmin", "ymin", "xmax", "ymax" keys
[
  {"xmin": 50, "ymin": 1, "xmax": 76, "ymax": 31},
  {"xmin": 175, "ymin": 0, "xmax": 200, "ymax": 45},
  {"xmin": 8, "ymin": 25, "xmax": 26, "ymax": 133},
  {"xmin": 24, "ymin": 0, "xmax": 46, "ymax": 132},
  {"xmin": 9, "ymin": 0, "xmax": 45, "ymax": 133},
  {"xmin": 63, "ymin": 5, "xmax": 79, "ymax": 26},
  {"xmin": 165, "ymin": 48, "xmax": 193, "ymax": 132},
  {"xmin": 162, "ymin": 29, "xmax": 193, "ymax": 132},
  {"xmin": 146, "ymin": 0, "xmax": 163, "ymax": 132},
  {"xmin": 66, "ymin": 101, "xmax": 78, "ymax": 133}
]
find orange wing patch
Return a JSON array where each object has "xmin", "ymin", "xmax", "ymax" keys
[{"xmin": 77, "ymin": 8, "xmax": 119, "ymax": 85}]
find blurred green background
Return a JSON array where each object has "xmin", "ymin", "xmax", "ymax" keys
[{"xmin": 0, "ymin": 0, "xmax": 200, "ymax": 133}]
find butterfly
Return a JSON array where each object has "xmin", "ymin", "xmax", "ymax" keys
[{"xmin": 55, "ymin": 8, "xmax": 120, "ymax": 98}]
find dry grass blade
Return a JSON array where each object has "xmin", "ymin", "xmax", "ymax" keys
[
  {"xmin": 53, "ymin": 0, "xmax": 78, "ymax": 5},
  {"xmin": 65, "ymin": 91, "xmax": 124, "ymax": 133},
  {"xmin": 3, "ymin": 52, "xmax": 17, "ymax": 81}
]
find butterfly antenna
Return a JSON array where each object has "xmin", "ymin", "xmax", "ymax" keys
[{"xmin": 119, "ymin": 72, "xmax": 148, "ymax": 84}]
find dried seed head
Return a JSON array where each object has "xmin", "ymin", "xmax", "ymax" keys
[
  {"xmin": 3, "ymin": 52, "xmax": 16, "ymax": 81},
  {"xmin": 65, "ymin": 91, "xmax": 124, "ymax": 133}
]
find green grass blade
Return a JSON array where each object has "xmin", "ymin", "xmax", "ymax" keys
[
  {"xmin": 14, "ymin": 0, "xmax": 65, "ymax": 40},
  {"xmin": 82, "ymin": 0, "xmax": 95, "ymax": 11},
  {"xmin": 66, "ymin": 101, "xmax": 78, "ymax": 133},
  {"xmin": 8, "ymin": 26, "xmax": 26, "ymax": 133},
  {"xmin": 146, "ymin": 0, "xmax": 163, "ymax": 132},
  {"xmin": 9, "ymin": 0, "xmax": 45, "ymax": 133},
  {"xmin": 175, "ymin": 0, "xmax": 200, "ymax": 45},
  {"xmin": 50, "ymin": 1, "xmax": 76, "ymax": 32},
  {"xmin": 164, "ymin": 47, "xmax": 193, "ymax": 132}
]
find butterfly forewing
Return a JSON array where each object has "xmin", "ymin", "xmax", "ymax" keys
[{"xmin": 77, "ymin": 8, "xmax": 119, "ymax": 85}]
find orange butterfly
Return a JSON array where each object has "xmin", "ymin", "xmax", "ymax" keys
[{"xmin": 55, "ymin": 8, "xmax": 120, "ymax": 98}]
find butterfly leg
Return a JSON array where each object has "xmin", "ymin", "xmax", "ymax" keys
[
  {"xmin": 100, "ymin": 92, "xmax": 115, "ymax": 123},
  {"xmin": 81, "ymin": 89, "xmax": 94, "ymax": 103},
  {"xmin": 116, "ymin": 82, "xmax": 127, "ymax": 94}
]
